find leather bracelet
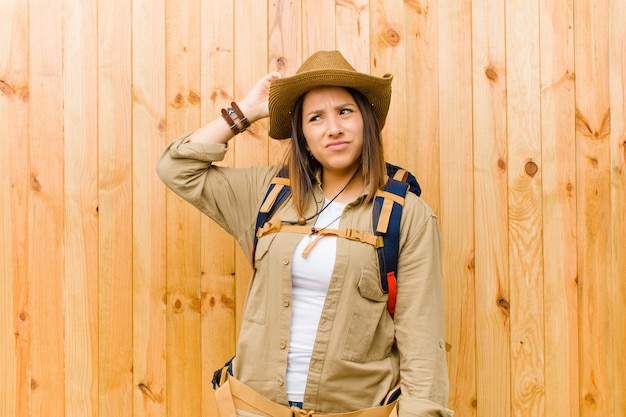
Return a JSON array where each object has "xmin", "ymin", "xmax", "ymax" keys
[
  {"xmin": 230, "ymin": 102, "xmax": 251, "ymax": 132},
  {"xmin": 221, "ymin": 107, "xmax": 241, "ymax": 135}
]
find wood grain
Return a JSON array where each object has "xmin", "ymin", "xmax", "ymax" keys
[
  {"xmin": 0, "ymin": 115, "xmax": 15, "ymax": 417},
  {"xmin": 268, "ymin": 0, "xmax": 301, "ymax": 160},
  {"xmin": 165, "ymin": 0, "xmax": 203, "ymax": 415},
  {"xmin": 506, "ymin": 1, "xmax": 546, "ymax": 416},
  {"xmin": 574, "ymin": 0, "xmax": 612, "ymax": 415},
  {"xmin": 97, "ymin": 0, "xmax": 134, "ymax": 415},
  {"xmin": 232, "ymin": 0, "xmax": 269, "ymax": 338},
  {"xmin": 404, "ymin": 0, "xmax": 440, "ymax": 214},
  {"xmin": 302, "ymin": 0, "xmax": 335, "ymax": 56},
  {"xmin": 132, "ymin": 0, "xmax": 167, "ymax": 416},
  {"xmin": 438, "ymin": 1, "xmax": 476, "ymax": 414},
  {"xmin": 0, "ymin": 2, "xmax": 28, "ymax": 417},
  {"xmin": 29, "ymin": 0, "xmax": 66, "ymax": 415},
  {"xmin": 63, "ymin": 0, "xmax": 99, "ymax": 415},
  {"xmin": 539, "ymin": 1, "xmax": 579, "ymax": 416},
  {"xmin": 371, "ymin": 0, "xmax": 408, "ymax": 168},
  {"xmin": 1, "ymin": 2, "xmax": 625, "ymax": 416},
  {"xmin": 472, "ymin": 0, "xmax": 511, "ymax": 415},
  {"xmin": 608, "ymin": 2, "xmax": 626, "ymax": 415},
  {"xmin": 337, "ymin": 0, "xmax": 370, "ymax": 71},
  {"xmin": 200, "ymin": 1, "xmax": 236, "ymax": 416}
]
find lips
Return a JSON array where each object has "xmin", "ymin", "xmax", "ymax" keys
[{"xmin": 326, "ymin": 141, "xmax": 350, "ymax": 151}]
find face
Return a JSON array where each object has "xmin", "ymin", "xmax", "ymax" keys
[{"xmin": 301, "ymin": 86, "xmax": 364, "ymax": 178}]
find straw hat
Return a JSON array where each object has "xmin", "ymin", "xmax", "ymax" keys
[{"xmin": 268, "ymin": 50, "xmax": 393, "ymax": 139}]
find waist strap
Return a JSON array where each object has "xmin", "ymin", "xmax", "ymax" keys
[{"xmin": 215, "ymin": 375, "xmax": 398, "ymax": 417}]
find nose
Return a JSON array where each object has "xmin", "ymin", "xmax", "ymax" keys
[{"xmin": 327, "ymin": 114, "xmax": 343, "ymax": 137}]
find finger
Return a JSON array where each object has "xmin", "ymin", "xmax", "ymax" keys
[{"xmin": 265, "ymin": 71, "xmax": 282, "ymax": 81}]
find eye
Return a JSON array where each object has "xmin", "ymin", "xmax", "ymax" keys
[
  {"xmin": 339, "ymin": 108, "xmax": 353, "ymax": 115},
  {"xmin": 309, "ymin": 115, "xmax": 321, "ymax": 122}
]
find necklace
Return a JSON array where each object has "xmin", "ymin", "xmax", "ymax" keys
[
  {"xmin": 283, "ymin": 169, "xmax": 359, "ymax": 226},
  {"xmin": 310, "ymin": 212, "xmax": 342, "ymax": 235},
  {"xmin": 300, "ymin": 208, "xmax": 343, "ymax": 258}
]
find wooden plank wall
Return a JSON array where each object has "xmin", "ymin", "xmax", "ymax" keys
[{"xmin": 1, "ymin": 1, "xmax": 624, "ymax": 416}]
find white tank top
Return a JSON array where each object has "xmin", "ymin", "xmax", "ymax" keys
[{"xmin": 285, "ymin": 199, "xmax": 346, "ymax": 402}]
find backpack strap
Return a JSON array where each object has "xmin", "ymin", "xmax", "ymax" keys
[
  {"xmin": 386, "ymin": 163, "xmax": 421, "ymax": 197},
  {"xmin": 374, "ymin": 163, "xmax": 422, "ymax": 318},
  {"xmin": 373, "ymin": 179, "xmax": 409, "ymax": 319},
  {"xmin": 212, "ymin": 356, "xmax": 234, "ymax": 390},
  {"xmin": 373, "ymin": 179, "xmax": 407, "ymax": 318},
  {"xmin": 252, "ymin": 169, "xmax": 291, "ymax": 261}
]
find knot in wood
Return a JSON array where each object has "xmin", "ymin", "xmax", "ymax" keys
[
  {"xmin": 525, "ymin": 161, "xmax": 538, "ymax": 177},
  {"xmin": 31, "ymin": 176, "xmax": 42, "ymax": 192},
  {"xmin": 584, "ymin": 392, "xmax": 596, "ymax": 405},
  {"xmin": 188, "ymin": 90, "xmax": 201, "ymax": 105},
  {"xmin": 406, "ymin": 0, "xmax": 428, "ymax": 15},
  {"xmin": 172, "ymin": 297, "xmax": 183, "ymax": 312},
  {"xmin": 385, "ymin": 28, "xmax": 401, "ymax": 45},
  {"xmin": 485, "ymin": 66, "xmax": 499, "ymax": 83},
  {"xmin": 138, "ymin": 382, "xmax": 164, "ymax": 403},
  {"xmin": 171, "ymin": 93, "xmax": 184, "ymax": 108},
  {"xmin": 0, "ymin": 79, "xmax": 15, "ymax": 97},
  {"xmin": 210, "ymin": 88, "xmax": 230, "ymax": 102},
  {"xmin": 221, "ymin": 295, "xmax": 235, "ymax": 311},
  {"xmin": 276, "ymin": 56, "xmax": 287, "ymax": 70}
]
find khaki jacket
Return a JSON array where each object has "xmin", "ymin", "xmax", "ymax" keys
[{"xmin": 156, "ymin": 137, "xmax": 453, "ymax": 417}]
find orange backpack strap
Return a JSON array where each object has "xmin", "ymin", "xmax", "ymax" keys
[{"xmin": 259, "ymin": 177, "xmax": 290, "ymax": 213}]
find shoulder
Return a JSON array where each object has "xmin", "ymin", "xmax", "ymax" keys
[
  {"xmin": 396, "ymin": 192, "xmax": 440, "ymax": 251},
  {"xmin": 402, "ymin": 192, "xmax": 437, "ymax": 225}
]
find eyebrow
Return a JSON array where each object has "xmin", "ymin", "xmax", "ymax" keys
[{"xmin": 304, "ymin": 102, "xmax": 357, "ymax": 119}]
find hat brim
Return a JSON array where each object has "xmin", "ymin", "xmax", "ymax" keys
[{"xmin": 268, "ymin": 70, "xmax": 393, "ymax": 139}]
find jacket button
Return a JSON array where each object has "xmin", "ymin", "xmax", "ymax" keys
[
  {"xmin": 283, "ymin": 300, "xmax": 290, "ymax": 307},
  {"xmin": 277, "ymin": 378, "xmax": 284, "ymax": 386},
  {"xmin": 282, "ymin": 258, "xmax": 289, "ymax": 265},
  {"xmin": 280, "ymin": 342, "xmax": 287, "ymax": 349}
]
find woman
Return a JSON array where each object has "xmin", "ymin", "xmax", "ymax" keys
[{"xmin": 157, "ymin": 50, "xmax": 452, "ymax": 417}]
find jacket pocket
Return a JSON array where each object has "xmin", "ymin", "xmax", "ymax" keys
[
  {"xmin": 243, "ymin": 234, "xmax": 275, "ymax": 324},
  {"xmin": 341, "ymin": 267, "xmax": 394, "ymax": 362}
]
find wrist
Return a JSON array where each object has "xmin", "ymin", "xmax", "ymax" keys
[
  {"xmin": 236, "ymin": 99, "xmax": 267, "ymax": 124},
  {"xmin": 221, "ymin": 101, "xmax": 251, "ymax": 136}
]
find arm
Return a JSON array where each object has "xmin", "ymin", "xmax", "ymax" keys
[
  {"xmin": 155, "ymin": 72, "xmax": 283, "ymax": 254},
  {"xmin": 186, "ymin": 71, "xmax": 282, "ymax": 145},
  {"xmin": 394, "ymin": 196, "xmax": 454, "ymax": 417}
]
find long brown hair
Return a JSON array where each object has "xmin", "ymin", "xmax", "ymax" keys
[{"xmin": 284, "ymin": 87, "xmax": 387, "ymax": 217}]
